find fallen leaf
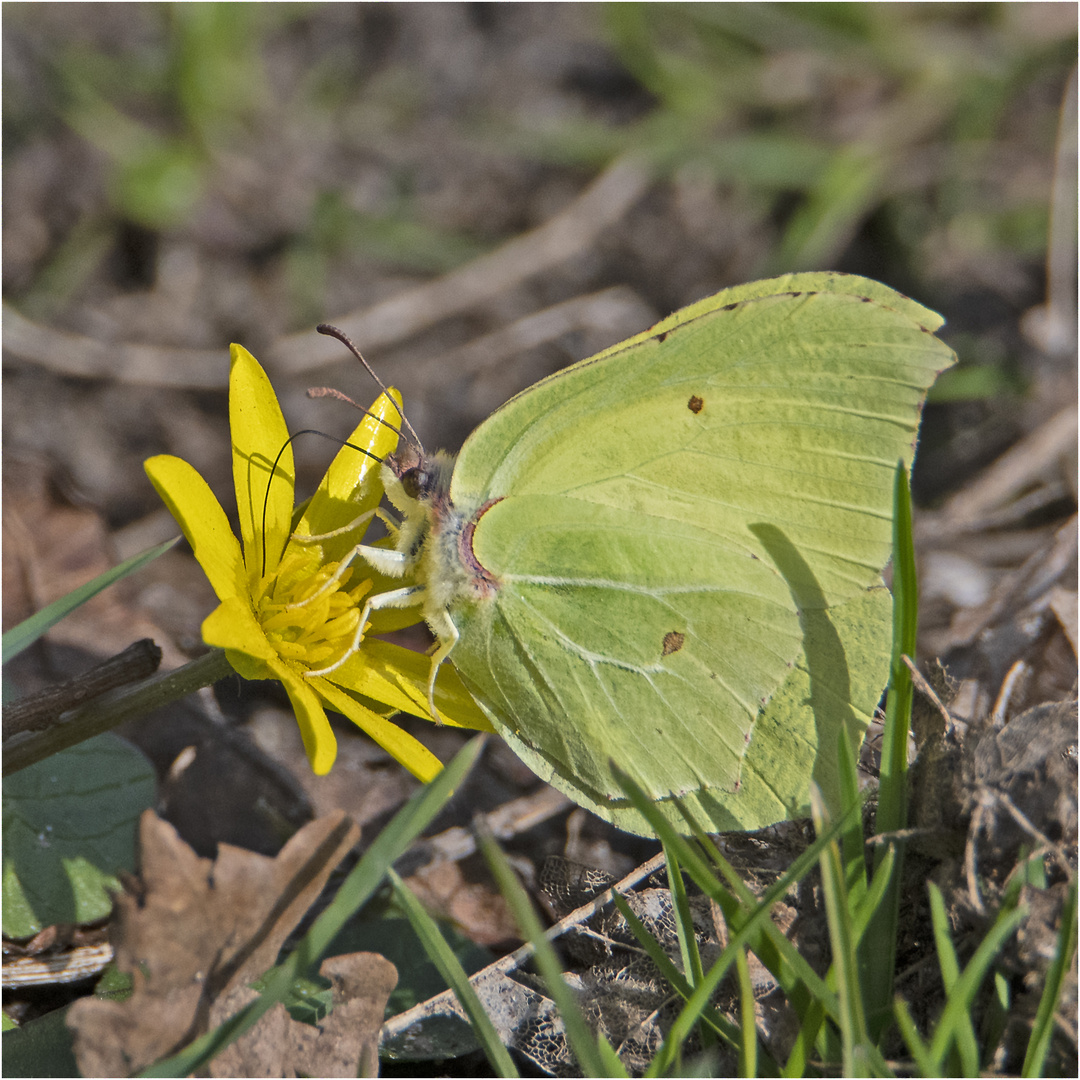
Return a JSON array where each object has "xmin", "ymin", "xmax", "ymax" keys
[
  {"xmin": 67, "ymin": 809, "xmax": 361, "ymax": 1076},
  {"xmin": 404, "ymin": 856, "xmax": 519, "ymax": 947},
  {"xmin": 208, "ymin": 952, "xmax": 397, "ymax": 1077}
]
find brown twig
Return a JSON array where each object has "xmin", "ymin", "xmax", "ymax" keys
[
  {"xmin": 2, "ymin": 648, "xmax": 234, "ymax": 775},
  {"xmin": 3, "ymin": 638, "xmax": 163, "ymax": 739}
]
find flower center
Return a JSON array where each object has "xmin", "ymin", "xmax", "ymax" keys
[{"xmin": 253, "ymin": 549, "xmax": 371, "ymax": 668}]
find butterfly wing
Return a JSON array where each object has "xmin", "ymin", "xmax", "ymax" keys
[{"xmin": 442, "ymin": 273, "xmax": 954, "ymax": 831}]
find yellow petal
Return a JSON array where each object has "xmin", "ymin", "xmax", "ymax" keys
[
  {"xmin": 314, "ymin": 677, "xmax": 443, "ymax": 782},
  {"xmin": 332, "ymin": 639, "xmax": 494, "ymax": 732},
  {"xmin": 145, "ymin": 455, "xmax": 246, "ymax": 603},
  {"xmin": 229, "ymin": 344, "xmax": 293, "ymax": 585},
  {"xmin": 273, "ymin": 660, "xmax": 338, "ymax": 774},
  {"xmin": 203, "ymin": 597, "xmax": 277, "ymax": 679},
  {"xmin": 298, "ymin": 389, "xmax": 403, "ymax": 566}
]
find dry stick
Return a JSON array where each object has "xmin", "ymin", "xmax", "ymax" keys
[
  {"xmin": 0, "ymin": 304, "xmax": 228, "ymax": 388},
  {"xmin": 395, "ymin": 787, "xmax": 573, "ymax": 876},
  {"xmin": 918, "ymin": 405, "xmax": 1078, "ymax": 539},
  {"xmin": 2, "ymin": 156, "xmax": 652, "ymax": 389},
  {"xmin": 2, "ymin": 648, "xmax": 234, "ymax": 776},
  {"xmin": 947, "ymin": 513, "xmax": 1078, "ymax": 648},
  {"xmin": 406, "ymin": 285, "xmax": 654, "ymax": 390},
  {"xmin": 2, "ymin": 638, "xmax": 163, "ymax": 739},
  {"xmin": 902, "ymin": 655, "xmax": 957, "ymax": 731}
]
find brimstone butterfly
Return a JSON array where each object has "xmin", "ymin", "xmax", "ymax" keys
[{"xmin": 311, "ymin": 272, "xmax": 955, "ymax": 835}]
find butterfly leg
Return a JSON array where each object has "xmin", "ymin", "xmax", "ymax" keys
[
  {"xmin": 304, "ymin": 582, "xmax": 426, "ymax": 679},
  {"xmin": 421, "ymin": 607, "xmax": 460, "ymax": 725},
  {"xmin": 290, "ymin": 507, "xmax": 399, "ymax": 544},
  {"xmin": 287, "ymin": 508, "xmax": 405, "ymax": 610},
  {"xmin": 286, "ymin": 539, "xmax": 411, "ymax": 614}
]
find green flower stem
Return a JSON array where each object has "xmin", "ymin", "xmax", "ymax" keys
[{"xmin": 2, "ymin": 648, "xmax": 234, "ymax": 776}]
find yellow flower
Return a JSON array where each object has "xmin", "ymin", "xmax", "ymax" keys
[{"xmin": 145, "ymin": 344, "xmax": 490, "ymax": 780}]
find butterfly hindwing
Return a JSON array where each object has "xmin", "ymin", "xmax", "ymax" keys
[{"xmin": 381, "ymin": 273, "xmax": 954, "ymax": 833}]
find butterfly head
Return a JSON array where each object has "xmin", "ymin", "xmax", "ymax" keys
[{"xmin": 383, "ymin": 447, "xmax": 456, "ymax": 519}]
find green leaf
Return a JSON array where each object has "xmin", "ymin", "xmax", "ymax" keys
[
  {"xmin": 1, "ymin": 1006, "xmax": 79, "ymax": 1079},
  {"xmin": 2, "ymin": 733, "xmax": 155, "ymax": 938}
]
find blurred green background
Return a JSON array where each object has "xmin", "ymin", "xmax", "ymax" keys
[{"xmin": 3, "ymin": 2, "xmax": 1076, "ymax": 514}]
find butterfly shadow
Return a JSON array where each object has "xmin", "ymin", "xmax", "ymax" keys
[{"xmin": 747, "ymin": 522, "xmax": 863, "ymax": 818}]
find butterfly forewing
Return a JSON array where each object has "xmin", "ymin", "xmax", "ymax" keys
[{"xmin": 412, "ymin": 274, "xmax": 955, "ymax": 831}]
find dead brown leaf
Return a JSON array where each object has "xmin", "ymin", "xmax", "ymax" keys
[
  {"xmin": 208, "ymin": 952, "xmax": 397, "ymax": 1078},
  {"xmin": 67, "ymin": 809, "xmax": 362, "ymax": 1077},
  {"xmin": 404, "ymin": 856, "xmax": 519, "ymax": 947},
  {"xmin": 1, "ymin": 457, "xmax": 190, "ymax": 669}
]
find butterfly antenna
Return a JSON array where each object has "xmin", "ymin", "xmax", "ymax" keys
[
  {"xmin": 260, "ymin": 428, "xmax": 383, "ymax": 577},
  {"xmin": 306, "ymin": 387, "xmax": 407, "ymax": 443},
  {"xmin": 316, "ymin": 323, "xmax": 423, "ymax": 451}
]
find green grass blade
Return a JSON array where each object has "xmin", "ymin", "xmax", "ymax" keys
[
  {"xmin": 782, "ymin": 998, "xmax": 823, "ymax": 1077},
  {"xmin": 850, "ymin": 845, "xmax": 895, "ymax": 947},
  {"xmin": 389, "ymin": 868, "xmax": 519, "ymax": 1077},
  {"xmin": 811, "ymin": 787, "xmax": 875, "ymax": 1077},
  {"xmin": 613, "ymin": 891, "xmax": 694, "ymax": 1002},
  {"xmin": 138, "ymin": 736, "xmax": 485, "ymax": 1077},
  {"xmin": 927, "ymin": 882, "xmax": 962, "ymax": 992},
  {"xmin": 863, "ymin": 461, "xmax": 917, "ymax": 1039},
  {"xmin": 735, "ymin": 949, "xmax": 759, "ymax": 1078},
  {"xmin": 893, "ymin": 996, "xmax": 936, "ymax": 1077},
  {"xmin": 665, "ymin": 843, "xmax": 706, "ymax": 989},
  {"xmin": 609, "ymin": 891, "xmax": 750, "ymax": 1075},
  {"xmin": 477, "ymin": 826, "xmax": 623, "ymax": 1078},
  {"xmin": 596, "ymin": 1035, "xmax": 630, "ymax": 1076},
  {"xmin": 2, "ymin": 537, "xmax": 178, "ymax": 665},
  {"xmin": 1021, "ymin": 881, "xmax": 1077, "ymax": 1077},
  {"xmin": 614, "ymin": 765, "xmax": 862, "ymax": 1074},
  {"xmin": 981, "ymin": 970, "xmax": 1011, "ymax": 1070},
  {"xmin": 926, "ymin": 898, "xmax": 1028, "ymax": 1069},
  {"xmin": 837, "ymin": 728, "xmax": 868, "ymax": 907},
  {"xmin": 648, "ymin": 917, "xmax": 771, "ymax": 1077},
  {"xmin": 927, "ymin": 882, "xmax": 979, "ymax": 1074},
  {"xmin": 616, "ymin": 766, "xmax": 847, "ymax": 1017}
]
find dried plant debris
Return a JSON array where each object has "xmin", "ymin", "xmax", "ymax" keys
[
  {"xmin": 960, "ymin": 702, "xmax": 1079, "ymax": 1072},
  {"xmin": 966, "ymin": 699, "xmax": 1078, "ymax": 885},
  {"xmin": 66, "ymin": 809, "xmax": 373, "ymax": 1077},
  {"xmin": 382, "ymin": 845, "xmax": 812, "ymax": 1077},
  {"xmin": 528, "ymin": 855, "xmax": 807, "ymax": 1075},
  {"xmin": 904, "ymin": 667, "xmax": 1078, "ymax": 1072}
]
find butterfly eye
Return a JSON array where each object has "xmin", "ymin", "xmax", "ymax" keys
[{"xmin": 401, "ymin": 467, "xmax": 427, "ymax": 500}]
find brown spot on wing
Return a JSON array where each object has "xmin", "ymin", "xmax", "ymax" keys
[
  {"xmin": 687, "ymin": 395, "xmax": 704, "ymax": 414},
  {"xmin": 662, "ymin": 631, "xmax": 685, "ymax": 656}
]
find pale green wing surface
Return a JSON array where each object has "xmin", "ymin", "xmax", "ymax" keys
[
  {"xmin": 438, "ymin": 273, "xmax": 953, "ymax": 832},
  {"xmin": 452, "ymin": 277, "xmax": 952, "ymax": 607},
  {"xmin": 449, "ymin": 496, "xmax": 802, "ymax": 801},
  {"xmin": 585, "ymin": 584, "xmax": 891, "ymax": 834}
]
